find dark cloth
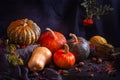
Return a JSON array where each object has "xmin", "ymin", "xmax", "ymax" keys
[
  {"xmin": 0, "ymin": 0, "xmax": 120, "ymax": 47},
  {"xmin": 0, "ymin": 44, "xmax": 63, "ymax": 80},
  {"xmin": 0, "ymin": 48, "xmax": 120, "ymax": 80}
]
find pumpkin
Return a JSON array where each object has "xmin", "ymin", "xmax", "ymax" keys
[
  {"xmin": 28, "ymin": 46, "xmax": 52, "ymax": 71},
  {"xmin": 37, "ymin": 28, "xmax": 67, "ymax": 53},
  {"xmin": 67, "ymin": 33, "xmax": 90, "ymax": 61},
  {"xmin": 7, "ymin": 18, "xmax": 41, "ymax": 45},
  {"xmin": 53, "ymin": 44, "xmax": 75, "ymax": 69}
]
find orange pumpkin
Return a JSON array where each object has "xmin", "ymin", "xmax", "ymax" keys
[
  {"xmin": 37, "ymin": 28, "xmax": 67, "ymax": 53},
  {"xmin": 53, "ymin": 44, "xmax": 75, "ymax": 69},
  {"xmin": 7, "ymin": 18, "xmax": 41, "ymax": 45}
]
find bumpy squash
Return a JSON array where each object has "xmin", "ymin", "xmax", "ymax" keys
[
  {"xmin": 67, "ymin": 33, "xmax": 90, "ymax": 61},
  {"xmin": 7, "ymin": 18, "xmax": 41, "ymax": 45},
  {"xmin": 28, "ymin": 47, "xmax": 52, "ymax": 71}
]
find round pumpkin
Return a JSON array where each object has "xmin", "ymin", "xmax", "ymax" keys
[
  {"xmin": 53, "ymin": 44, "xmax": 75, "ymax": 69},
  {"xmin": 37, "ymin": 28, "xmax": 67, "ymax": 53},
  {"xmin": 7, "ymin": 18, "xmax": 41, "ymax": 45},
  {"xmin": 67, "ymin": 33, "xmax": 90, "ymax": 61}
]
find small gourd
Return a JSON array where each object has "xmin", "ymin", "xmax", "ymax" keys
[{"xmin": 28, "ymin": 47, "xmax": 52, "ymax": 71}]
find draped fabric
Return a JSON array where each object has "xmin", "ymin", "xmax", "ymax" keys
[{"xmin": 0, "ymin": 0, "xmax": 120, "ymax": 47}]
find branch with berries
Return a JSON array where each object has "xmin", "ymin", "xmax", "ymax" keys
[{"xmin": 81, "ymin": 0, "xmax": 114, "ymax": 26}]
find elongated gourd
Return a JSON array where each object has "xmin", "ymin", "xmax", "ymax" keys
[{"xmin": 28, "ymin": 47, "xmax": 52, "ymax": 71}]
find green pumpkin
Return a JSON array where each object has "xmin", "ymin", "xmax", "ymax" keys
[{"xmin": 67, "ymin": 33, "xmax": 90, "ymax": 62}]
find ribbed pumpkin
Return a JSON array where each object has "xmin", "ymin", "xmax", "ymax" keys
[
  {"xmin": 67, "ymin": 33, "xmax": 90, "ymax": 62},
  {"xmin": 7, "ymin": 18, "xmax": 41, "ymax": 45}
]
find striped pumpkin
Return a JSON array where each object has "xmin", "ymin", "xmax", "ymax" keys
[{"xmin": 7, "ymin": 18, "xmax": 41, "ymax": 45}]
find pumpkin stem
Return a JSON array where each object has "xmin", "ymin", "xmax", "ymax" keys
[
  {"xmin": 64, "ymin": 44, "xmax": 69, "ymax": 53},
  {"xmin": 69, "ymin": 33, "xmax": 78, "ymax": 42},
  {"xmin": 23, "ymin": 19, "xmax": 28, "ymax": 27},
  {"xmin": 46, "ymin": 28, "xmax": 57, "ymax": 39}
]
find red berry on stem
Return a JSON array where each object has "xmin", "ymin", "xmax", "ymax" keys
[{"xmin": 83, "ymin": 18, "xmax": 94, "ymax": 26}]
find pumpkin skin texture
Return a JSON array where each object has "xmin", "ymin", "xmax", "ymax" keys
[
  {"xmin": 53, "ymin": 44, "xmax": 75, "ymax": 69},
  {"xmin": 37, "ymin": 28, "xmax": 67, "ymax": 53},
  {"xmin": 28, "ymin": 46, "xmax": 52, "ymax": 72},
  {"xmin": 67, "ymin": 33, "xmax": 90, "ymax": 62},
  {"xmin": 7, "ymin": 18, "xmax": 41, "ymax": 45}
]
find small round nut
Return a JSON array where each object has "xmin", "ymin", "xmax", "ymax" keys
[
  {"xmin": 97, "ymin": 58, "xmax": 102, "ymax": 64},
  {"xmin": 78, "ymin": 62, "xmax": 85, "ymax": 67},
  {"xmin": 91, "ymin": 57, "xmax": 97, "ymax": 63}
]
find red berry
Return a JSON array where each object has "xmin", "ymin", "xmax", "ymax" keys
[
  {"xmin": 83, "ymin": 18, "xmax": 94, "ymax": 26},
  {"xmin": 20, "ymin": 45, "xmax": 26, "ymax": 48}
]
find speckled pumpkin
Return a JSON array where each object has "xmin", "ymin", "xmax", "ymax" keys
[
  {"xmin": 67, "ymin": 33, "xmax": 90, "ymax": 61},
  {"xmin": 7, "ymin": 18, "xmax": 41, "ymax": 45}
]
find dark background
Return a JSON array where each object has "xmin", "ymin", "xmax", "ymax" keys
[{"xmin": 0, "ymin": 0, "xmax": 120, "ymax": 47}]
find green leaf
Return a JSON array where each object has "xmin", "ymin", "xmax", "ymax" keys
[
  {"xmin": 7, "ymin": 53, "xmax": 24, "ymax": 66},
  {"xmin": 6, "ymin": 44, "xmax": 24, "ymax": 66},
  {"xmin": 18, "ymin": 58, "xmax": 24, "ymax": 65}
]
